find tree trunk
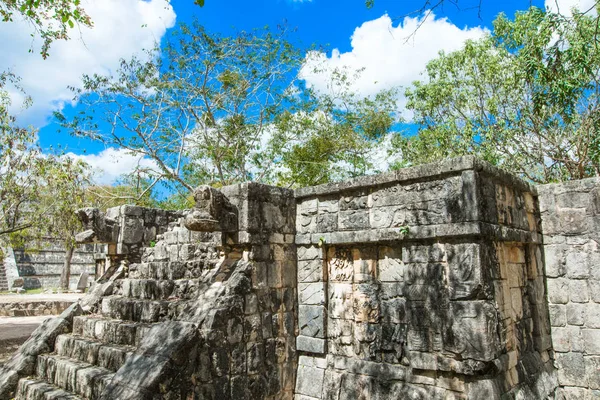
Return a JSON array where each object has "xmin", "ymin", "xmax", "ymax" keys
[{"xmin": 60, "ymin": 244, "xmax": 74, "ymax": 291}]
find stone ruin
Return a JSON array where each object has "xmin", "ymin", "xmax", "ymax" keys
[{"xmin": 0, "ymin": 156, "xmax": 598, "ymax": 400}]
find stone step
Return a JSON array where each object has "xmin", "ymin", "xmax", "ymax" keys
[
  {"xmin": 55, "ymin": 334, "xmax": 134, "ymax": 372},
  {"xmin": 73, "ymin": 315, "xmax": 151, "ymax": 347},
  {"xmin": 100, "ymin": 295, "xmax": 184, "ymax": 323},
  {"xmin": 35, "ymin": 354, "xmax": 114, "ymax": 398},
  {"xmin": 127, "ymin": 261, "xmax": 188, "ymax": 280},
  {"xmin": 113, "ymin": 278, "xmax": 200, "ymax": 301},
  {"xmin": 15, "ymin": 378, "xmax": 83, "ymax": 400}
]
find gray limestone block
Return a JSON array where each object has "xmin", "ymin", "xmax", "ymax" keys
[
  {"xmin": 549, "ymin": 304, "xmax": 567, "ymax": 327},
  {"xmin": 402, "ymin": 243, "xmax": 446, "ymax": 264},
  {"xmin": 566, "ymin": 250, "xmax": 591, "ymax": 279},
  {"xmin": 447, "ymin": 243, "xmax": 483, "ymax": 300},
  {"xmin": 299, "ymin": 198, "xmax": 318, "ymax": 216},
  {"xmin": 295, "ymin": 365, "xmax": 325, "ymax": 399},
  {"xmin": 444, "ymin": 301, "xmax": 501, "ymax": 362},
  {"xmin": 297, "ymin": 215, "xmax": 316, "ymax": 235},
  {"xmin": 318, "ymin": 198, "xmax": 339, "ymax": 214},
  {"xmin": 298, "ymin": 282, "xmax": 326, "ymax": 305},
  {"xmin": 567, "ymin": 303, "xmax": 586, "ymax": 326},
  {"xmin": 122, "ymin": 217, "xmax": 145, "ymax": 244},
  {"xmin": 338, "ymin": 210, "xmax": 370, "ymax": 231},
  {"xmin": 556, "ymin": 352, "xmax": 587, "ymax": 387},
  {"xmin": 585, "ymin": 356, "xmax": 600, "ymax": 390},
  {"xmin": 547, "ymin": 278, "xmax": 570, "ymax": 304},
  {"xmin": 138, "ymin": 321, "xmax": 198, "ymax": 364},
  {"xmin": 298, "ymin": 246, "xmax": 322, "ymax": 261},
  {"xmin": 583, "ymin": 329, "xmax": 600, "ymax": 354},
  {"xmin": 586, "ymin": 303, "xmax": 600, "ymax": 328},
  {"xmin": 297, "ymin": 336, "xmax": 326, "ymax": 354},
  {"xmin": 317, "ymin": 213, "xmax": 338, "ymax": 233},
  {"xmin": 298, "ymin": 259, "xmax": 324, "ymax": 283},
  {"xmin": 298, "ymin": 305, "xmax": 325, "ymax": 338},
  {"xmin": 105, "ymin": 353, "xmax": 171, "ymax": 397},
  {"xmin": 339, "ymin": 193, "xmax": 368, "ymax": 211},
  {"xmin": 0, "ymin": 368, "xmax": 19, "ymax": 400}
]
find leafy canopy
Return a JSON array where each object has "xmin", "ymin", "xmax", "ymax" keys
[{"xmin": 396, "ymin": 6, "xmax": 600, "ymax": 183}]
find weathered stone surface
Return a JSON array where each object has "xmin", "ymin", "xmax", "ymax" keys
[
  {"xmin": 299, "ymin": 305, "xmax": 325, "ymax": 338},
  {"xmin": 296, "ymin": 336, "xmax": 326, "ymax": 354}
]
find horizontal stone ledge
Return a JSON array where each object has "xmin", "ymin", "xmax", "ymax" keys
[
  {"xmin": 329, "ymin": 355, "xmax": 408, "ymax": 380},
  {"xmin": 296, "ymin": 222, "xmax": 540, "ymax": 245},
  {"xmin": 296, "ymin": 336, "xmax": 326, "ymax": 354},
  {"xmin": 295, "ymin": 156, "xmax": 477, "ymax": 199},
  {"xmin": 294, "ymin": 156, "xmax": 536, "ymax": 199}
]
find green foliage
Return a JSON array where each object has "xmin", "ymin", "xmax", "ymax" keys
[
  {"xmin": 398, "ymin": 225, "xmax": 409, "ymax": 236},
  {"xmin": 59, "ymin": 22, "xmax": 401, "ymax": 191},
  {"xmin": 0, "ymin": 71, "xmax": 91, "ymax": 258},
  {"xmin": 0, "ymin": 0, "xmax": 92, "ymax": 58},
  {"xmin": 396, "ymin": 6, "xmax": 600, "ymax": 183}
]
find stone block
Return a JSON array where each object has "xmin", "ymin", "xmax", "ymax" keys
[
  {"xmin": 444, "ymin": 301, "xmax": 501, "ymax": 361},
  {"xmin": 378, "ymin": 246, "xmax": 403, "ymax": 282},
  {"xmin": 328, "ymin": 283, "xmax": 353, "ymax": 320},
  {"xmin": 566, "ymin": 250, "xmax": 590, "ymax": 279},
  {"xmin": 556, "ymin": 352, "xmax": 587, "ymax": 387},
  {"xmin": 551, "ymin": 327, "xmax": 572, "ymax": 352},
  {"xmin": 352, "ymin": 283, "xmax": 380, "ymax": 323},
  {"xmin": 298, "ymin": 305, "xmax": 325, "ymax": 338},
  {"xmin": 298, "ymin": 259, "xmax": 324, "ymax": 283},
  {"xmin": 583, "ymin": 329, "xmax": 600, "ymax": 354},
  {"xmin": 585, "ymin": 356, "xmax": 600, "ymax": 389},
  {"xmin": 338, "ymin": 210, "xmax": 370, "ymax": 231},
  {"xmin": 298, "ymin": 246, "xmax": 322, "ymax": 261},
  {"xmin": 295, "ymin": 365, "xmax": 325, "ymax": 398},
  {"xmin": 586, "ymin": 303, "xmax": 600, "ymax": 328},
  {"xmin": 296, "ymin": 336, "xmax": 326, "ymax": 354},
  {"xmin": 570, "ymin": 280, "xmax": 590, "ymax": 303},
  {"xmin": 316, "ymin": 213, "xmax": 338, "ymax": 233},
  {"xmin": 547, "ymin": 278, "xmax": 570, "ymax": 304},
  {"xmin": 298, "ymin": 283, "xmax": 326, "ymax": 305},
  {"xmin": 351, "ymin": 247, "xmax": 377, "ymax": 279},
  {"xmin": 447, "ymin": 243, "xmax": 482, "ymax": 300},
  {"xmin": 328, "ymin": 248, "xmax": 353, "ymax": 282},
  {"xmin": 567, "ymin": 303, "xmax": 586, "ymax": 326},
  {"xmin": 590, "ymin": 280, "xmax": 600, "ymax": 303},
  {"xmin": 543, "ymin": 245, "xmax": 566, "ymax": 278}
]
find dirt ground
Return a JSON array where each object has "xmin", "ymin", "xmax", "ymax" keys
[{"xmin": 0, "ymin": 315, "xmax": 52, "ymax": 366}]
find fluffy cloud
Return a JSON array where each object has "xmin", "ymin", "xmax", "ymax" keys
[
  {"xmin": 545, "ymin": 0, "xmax": 597, "ymax": 15},
  {"xmin": 300, "ymin": 13, "xmax": 487, "ymax": 111},
  {"xmin": 1, "ymin": 0, "xmax": 176, "ymax": 126},
  {"xmin": 68, "ymin": 148, "xmax": 160, "ymax": 185}
]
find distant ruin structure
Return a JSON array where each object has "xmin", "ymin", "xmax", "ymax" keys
[{"xmin": 0, "ymin": 156, "xmax": 598, "ymax": 399}]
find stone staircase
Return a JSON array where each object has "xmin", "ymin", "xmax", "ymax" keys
[
  {"xmin": 12, "ymin": 235, "xmax": 220, "ymax": 400},
  {"xmin": 0, "ymin": 261, "xmax": 9, "ymax": 292}
]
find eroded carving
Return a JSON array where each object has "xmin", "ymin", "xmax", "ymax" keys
[{"xmin": 184, "ymin": 185, "xmax": 238, "ymax": 232}]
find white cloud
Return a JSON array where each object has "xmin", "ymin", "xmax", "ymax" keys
[
  {"xmin": 68, "ymin": 148, "xmax": 160, "ymax": 185},
  {"xmin": 545, "ymin": 0, "xmax": 597, "ymax": 16},
  {"xmin": 0, "ymin": 0, "xmax": 176, "ymax": 126},
  {"xmin": 300, "ymin": 13, "xmax": 487, "ymax": 113}
]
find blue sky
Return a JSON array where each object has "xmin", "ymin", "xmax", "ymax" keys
[{"xmin": 1, "ymin": 0, "xmax": 587, "ymax": 185}]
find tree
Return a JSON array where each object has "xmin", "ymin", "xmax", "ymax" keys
[
  {"xmin": 1, "ymin": 0, "xmax": 92, "ymax": 58},
  {"xmin": 58, "ymin": 21, "xmax": 401, "ymax": 191},
  {"xmin": 1, "ymin": 0, "xmax": 205, "ymax": 58},
  {"xmin": 269, "ymin": 65, "xmax": 400, "ymax": 187},
  {"xmin": 0, "ymin": 71, "xmax": 93, "ymax": 290},
  {"xmin": 394, "ymin": 6, "xmax": 600, "ymax": 183}
]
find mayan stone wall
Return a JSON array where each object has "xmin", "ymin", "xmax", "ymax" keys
[
  {"xmin": 539, "ymin": 178, "xmax": 600, "ymax": 399},
  {"xmin": 293, "ymin": 157, "xmax": 556, "ymax": 399},
  {"xmin": 7, "ymin": 241, "xmax": 100, "ymax": 290}
]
